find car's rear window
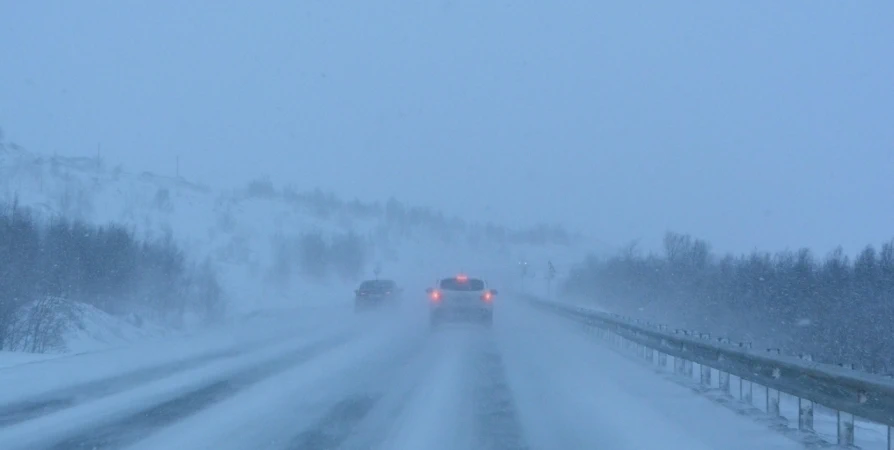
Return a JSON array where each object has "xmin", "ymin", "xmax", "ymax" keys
[{"xmin": 439, "ymin": 278, "xmax": 485, "ymax": 291}]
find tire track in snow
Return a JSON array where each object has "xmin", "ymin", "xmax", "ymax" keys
[
  {"xmin": 0, "ymin": 329, "xmax": 312, "ymax": 428},
  {"xmin": 320, "ymin": 329, "xmax": 531, "ymax": 450},
  {"xmin": 0, "ymin": 346, "xmax": 244, "ymax": 427},
  {"xmin": 469, "ymin": 343, "xmax": 531, "ymax": 450},
  {"xmin": 32, "ymin": 333, "xmax": 355, "ymax": 450},
  {"xmin": 280, "ymin": 336, "xmax": 431, "ymax": 450},
  {"xmin": 285, "ymin": 394, "xmax": 381, "ymax": 450}
]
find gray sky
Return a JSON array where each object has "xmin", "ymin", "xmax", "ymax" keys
[{"xmin": 1, "ymin": 1, "xmax": 892, "ymax": 255}]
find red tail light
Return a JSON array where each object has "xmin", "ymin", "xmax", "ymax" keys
[
  {"xmin": 430, "ymin": 290, "xmax": 442, "ymax": 302},
  {"xmin": 481, "ymin": 291, "xmax": 493, "ymax": 302}
]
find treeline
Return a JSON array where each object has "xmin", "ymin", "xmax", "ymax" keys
[
  {"xmin": 0, "ymin": 200, "xmax": 223, "ymax": 351},
  {"xmin": 269, "ymin": 231, "xmax": 369, "ymax": 286},
  {"xmin": 242, "ymin": 178, "xmax": 576, "ymax": 247},
  {"xmin": 563, "ymin": 232, "xmax": 894, "ymax": 373}
]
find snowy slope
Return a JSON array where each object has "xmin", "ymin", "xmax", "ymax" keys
[{"xmin": 0, "ymin": 145, "xmax": 594, "ymax": 316}]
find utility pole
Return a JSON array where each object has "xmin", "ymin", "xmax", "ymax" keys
[
  {"xmin": 546, "ymin": 260, "xmax": 556, "ymax": 299},
  {"xmin": 519, "ymin": 260, "xmax": 529, "ymax": 292}
]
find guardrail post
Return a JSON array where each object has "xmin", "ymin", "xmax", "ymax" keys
[
  {"xmin": 658, "ymin": 352, "xmax": 667, "ymax": 368},
  {"xmin": 683, "ymin": 359, "xmax": 694, "ymax": 377},
  {"xmin": 766, "ymin": 388, "xmax": 780, "ymax": 417},
  {"xmin": 837, "ymin": 411, "xmax": 854, "ymax": 446},
  {"xmin": 700, "ymin": 364, "xmax": 712, "ymax": 387},
  {"xmin": 718, "ymin": 371, "xmax": 730, "ymax": 394},
  {"xmin": 798, "ymin": 397, "xmax": 814, "ymax": 432},
  {"xmin": 740, "ymin": 379, "xmax": 753, "ymax": 404}
]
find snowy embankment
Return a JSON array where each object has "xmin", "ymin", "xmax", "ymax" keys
[
  {"xmin": 528, "ymin": 295, "xmax": 893, "ymax": 450},
  {"xmin": 3, "ymin": 298, "xmax": 173, "ymax": 355}
]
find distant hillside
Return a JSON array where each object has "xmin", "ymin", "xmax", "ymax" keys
[{"xmin": 0, "ymin": 141, "xmax": 597, "ymax": 314}]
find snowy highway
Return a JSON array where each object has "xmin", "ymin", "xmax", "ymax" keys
[{"xmin": 0, "ymin": 298, "xmax": 804, "ymax": 450}]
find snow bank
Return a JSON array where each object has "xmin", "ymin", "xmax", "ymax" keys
[
  {"xmin": 0, "ymin": 351, "xmax": 59, "ymax": 369},
  {"xmin": 3, "ymin": 297, "xmax": 173, "ymax": 355}
]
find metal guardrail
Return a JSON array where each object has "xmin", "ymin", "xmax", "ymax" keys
[{"xmin": 525, "ymin": 295, "xmax": 894, "ymax": 448}]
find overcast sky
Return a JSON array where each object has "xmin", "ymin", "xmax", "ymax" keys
[{"xmin": 1, "ymin": 1, "xmax": 892, "ymax": 255}]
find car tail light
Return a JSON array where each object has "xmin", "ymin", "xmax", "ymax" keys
[
  {"xmin": 430, "ymin": 290, "xmax": 442, "ymax": 302},
  {"xmin": 481, "ymin": 291, "xmax": 493, "ymax": 302}
]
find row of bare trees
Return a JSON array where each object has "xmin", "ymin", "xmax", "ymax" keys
[
  {"xmin": 563, "ymin": 232, "xmax": 894, "ymax": 373},
  {"xmin": 242, "ymin": 177, "xmax": 576, "ymax": 247},
  {"xmin": 0, "ymin": 200, "xmax": 223, "ymax": 351},
  {"xmin": 269, "ymin": 231, "xmax": 369, "ymax": 286}
]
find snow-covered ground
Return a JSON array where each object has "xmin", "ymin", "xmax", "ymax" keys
[
  {"xmin": 0, "ymin": 295, "xmax": 809, "ymax": 450},
  {"xmin": 3, "ymin": 298, "xmax": 177, "ymax": 355},
  {"xmin": 0, "ymin": 352, "xmax": 58, "ymax": 369},
  {"xmin": 534, "ymin": 297, "xmax": 893, "ymax": 450}
]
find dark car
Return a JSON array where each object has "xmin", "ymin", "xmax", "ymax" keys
[{"xmin": 354, "ymin": 279, "xmax": 402, "ymax": 311}]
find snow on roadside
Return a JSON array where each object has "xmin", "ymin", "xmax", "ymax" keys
[
  {"xmin": 496, "ymin": 300, "xmax": 803, "ymax": 450},
  {"xmin": 3, "ymin": 298, "xmax": 174, "ymax": 357},
  {"xmin": 0, "ymin": 351, "xmax": 60, "ymax": 369},
  {"xmin": 0, "ymin": 306, "xmax": 351, "ymax": 405}
]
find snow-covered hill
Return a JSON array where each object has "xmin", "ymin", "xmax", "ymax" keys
[{"xmin": 1, "ymin": 144, "xmax": 597, "ymax": 318}]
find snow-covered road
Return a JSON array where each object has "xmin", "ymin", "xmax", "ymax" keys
[{"xmin": 0, "ymin": 298, "xmax": 805, "ymax": 450}]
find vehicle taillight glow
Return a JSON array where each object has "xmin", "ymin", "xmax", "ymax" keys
[
  {"xmin": 430, "ymin": 290, "xmax": 442, "ymax": 302},
  {"xmin": 482, "ymin": 291, "xmax": 493, "ymax": 302},
  {"xmin": 456, "ymin": 274, "xmax": 468, "ymax": 282}
]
